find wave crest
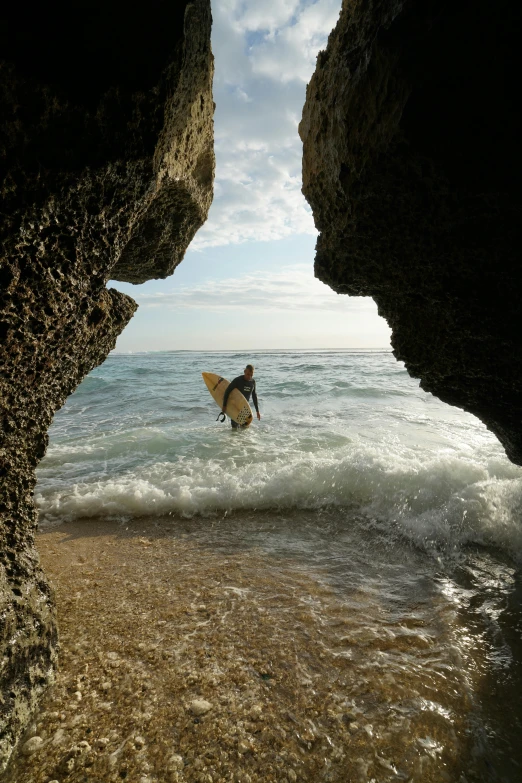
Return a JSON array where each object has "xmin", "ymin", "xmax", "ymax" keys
[{"xmin": 36, "ymin": 446, "xmax": 522, "ymax": 559}]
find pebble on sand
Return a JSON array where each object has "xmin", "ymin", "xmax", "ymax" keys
[
  {"xmin": 52, "ymin": 728, "xmax": 66, "ymax": 746},
  {"xmin": 167, "ymin": 753, "xmax": 184, "ymax": 770},
  {"xmin": 188, "ymin": 699, "xmax": 213, "ymax": 716},
  {"xmin": 250, "ymin": 704, "xmax": 263, "ymax": 720},
  {"xmin": 22, "ymin": 736, "xmax": 44, "ymax": 755}
]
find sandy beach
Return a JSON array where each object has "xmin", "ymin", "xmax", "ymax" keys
[{"xmin": 4, "ymin": 514, "xmax": 483, "ymax": 783}]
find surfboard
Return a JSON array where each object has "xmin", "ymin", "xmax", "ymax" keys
[{"xmin": 202, "ymin": 372, "xmax": 253, "ymax": 427}]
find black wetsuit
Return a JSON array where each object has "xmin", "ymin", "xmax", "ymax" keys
[{"xmin": 223, "ymin": 375, "xmax": 259, "ymax": 428}]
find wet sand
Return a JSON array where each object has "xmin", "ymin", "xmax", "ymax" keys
[{"xmin": 5, "ymin": 515, "xmax": 485, "ymax": 782}]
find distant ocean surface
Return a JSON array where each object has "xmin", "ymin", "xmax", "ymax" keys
[
  {"xmin": 36, "ymin": 350, "xmax": 522, "ymax": 558},
  {"xmin": 36, "ymin": 350, "xmax": 522, "ymax": 778}
]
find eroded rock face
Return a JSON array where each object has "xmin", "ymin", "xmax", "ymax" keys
[
  {"xmin": 301, "ymin": 0, "xmax": 522, "ymax": 463},
  {"xmin": 0, "ymin": 0, "xmax": 214, "ymax": 767}
]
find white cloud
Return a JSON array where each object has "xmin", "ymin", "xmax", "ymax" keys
[
  {"xmin": 235, "ymin": 0, "xmax": 302, "ymax": 34},
  {"xmin": 133, "ymin": 265, "xmax": 377, "ymax": 314},
  {"xmin": 191, "ymin": 0, "xmax": 343, "ymax": 250},
  {"xmin": 113, "ymin": 262, "xmax": 392, "ymax": 351},
  {"xmin": 249, "ymin": 0, "xmax": 342, "ymax": 83}
]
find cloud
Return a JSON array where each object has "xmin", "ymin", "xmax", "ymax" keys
[
  {"xmin": 237, "ymin": 0, "xmax": 302, "ymax": 33},
  {"xmin": 248, "ymin": 0, "xmax": 342, "ymax": 83},
  {"xmin": 133, "ymin": 265, "xmax": 377, "ymax": 314},
  {"xmin": 191, "ymin": 0, "xmax": 343, "ymax": 250}
]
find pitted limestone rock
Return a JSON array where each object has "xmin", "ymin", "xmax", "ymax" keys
[
  {"xmin": 300, "ymin": 0, "xmax": 522, "ymax": 464},
  {"xmin": 0, "ymin": 0, "xmax": 214, "ymax": 769}
]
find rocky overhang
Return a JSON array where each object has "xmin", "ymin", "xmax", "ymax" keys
[
  {"xmin": 300, "ymin": 0, "xmax": 522, "ymax": 464},
  {"xmin": 0, "ymin": 0, "xmax": 214, "ymax": 768}
]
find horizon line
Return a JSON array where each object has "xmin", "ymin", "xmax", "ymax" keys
[{"xmin": 111, "ymin": 347, "xmax": 393, "ymax": 354}]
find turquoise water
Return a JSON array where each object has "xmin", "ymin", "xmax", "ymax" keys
[{"xmin": 35, "ymin": 350, "xmax": 522, "ymax": 778}]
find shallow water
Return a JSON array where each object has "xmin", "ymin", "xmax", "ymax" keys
[
  {"xmin": 31, "ymin": 350, "xmax": 522, "ymax": 780},
  {"xmin": 161, "ymin": 509, "xmax": 522, "ymax": 781},
  {"xmin": 7, "ymin": 512, "xmax": 520, "ymax": 782}
]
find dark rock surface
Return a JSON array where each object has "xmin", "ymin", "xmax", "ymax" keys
[
  {"xmin": 0, "ymin": 0, "xmax": 214, "ymax": 767},
  {"xmin": 300, "ymin": 0, "xmax": 522, "ymax": 463}
]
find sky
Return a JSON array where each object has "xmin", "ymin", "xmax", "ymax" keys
[{"xmin": 110, "ymin": 0, "xmax": 392, "ymax": 352}]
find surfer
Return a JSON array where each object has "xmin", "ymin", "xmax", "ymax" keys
[{"xmin": 222, "ymin": 364, "xmax": 261, "ymax": 428}]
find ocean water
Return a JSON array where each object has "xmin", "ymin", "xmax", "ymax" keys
[
  {"xmin": 36, "ymin": 350, "xmax": 522, "ymax": 555},
  {"xmin": 35, "ymin": 350, "xmax": 522, "ymax": 780}
]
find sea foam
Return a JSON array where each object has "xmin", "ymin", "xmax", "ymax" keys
[{"xmin": 36, "ymin": 441, "xmax": 522, "ymax": 559}]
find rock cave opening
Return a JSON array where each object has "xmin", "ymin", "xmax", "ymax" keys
[{"xmin": 3, "ymin": 0, "xmax": 522, "ymax": 776}]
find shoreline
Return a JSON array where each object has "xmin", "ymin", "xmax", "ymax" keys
[{"xmin": 5, "ymin": 516, "xmax": 482, "ymax": 782}]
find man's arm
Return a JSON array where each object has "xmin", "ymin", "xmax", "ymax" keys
[
  {"xmin": 222, "ymin": 377, "xmax": 239, "ymax": 410},
  {"xmin": 252, "ymin": 382, "xmax": 261, "ymax": 420}
]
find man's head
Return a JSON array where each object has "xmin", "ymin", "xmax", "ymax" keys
[{"xmin": 243, "ymin": 364, "xmax": 254, "ymax": 380}]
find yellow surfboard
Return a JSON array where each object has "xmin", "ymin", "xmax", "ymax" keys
[{"xmin": 202, "ymin": 372, "xmax": 253, "ymax": 427}]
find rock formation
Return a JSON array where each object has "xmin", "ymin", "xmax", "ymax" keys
[
  {"xmin": 301, "ymin": 0, "xmax": 522, "ymax": 463},
  {"xmin": 0, "ymin": 0, "xmax": 214, "ymax": 768}
]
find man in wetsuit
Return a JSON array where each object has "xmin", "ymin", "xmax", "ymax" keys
[{"xmin": 222, "ymin": 364, "xmax": 261, "ymax": 428}]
